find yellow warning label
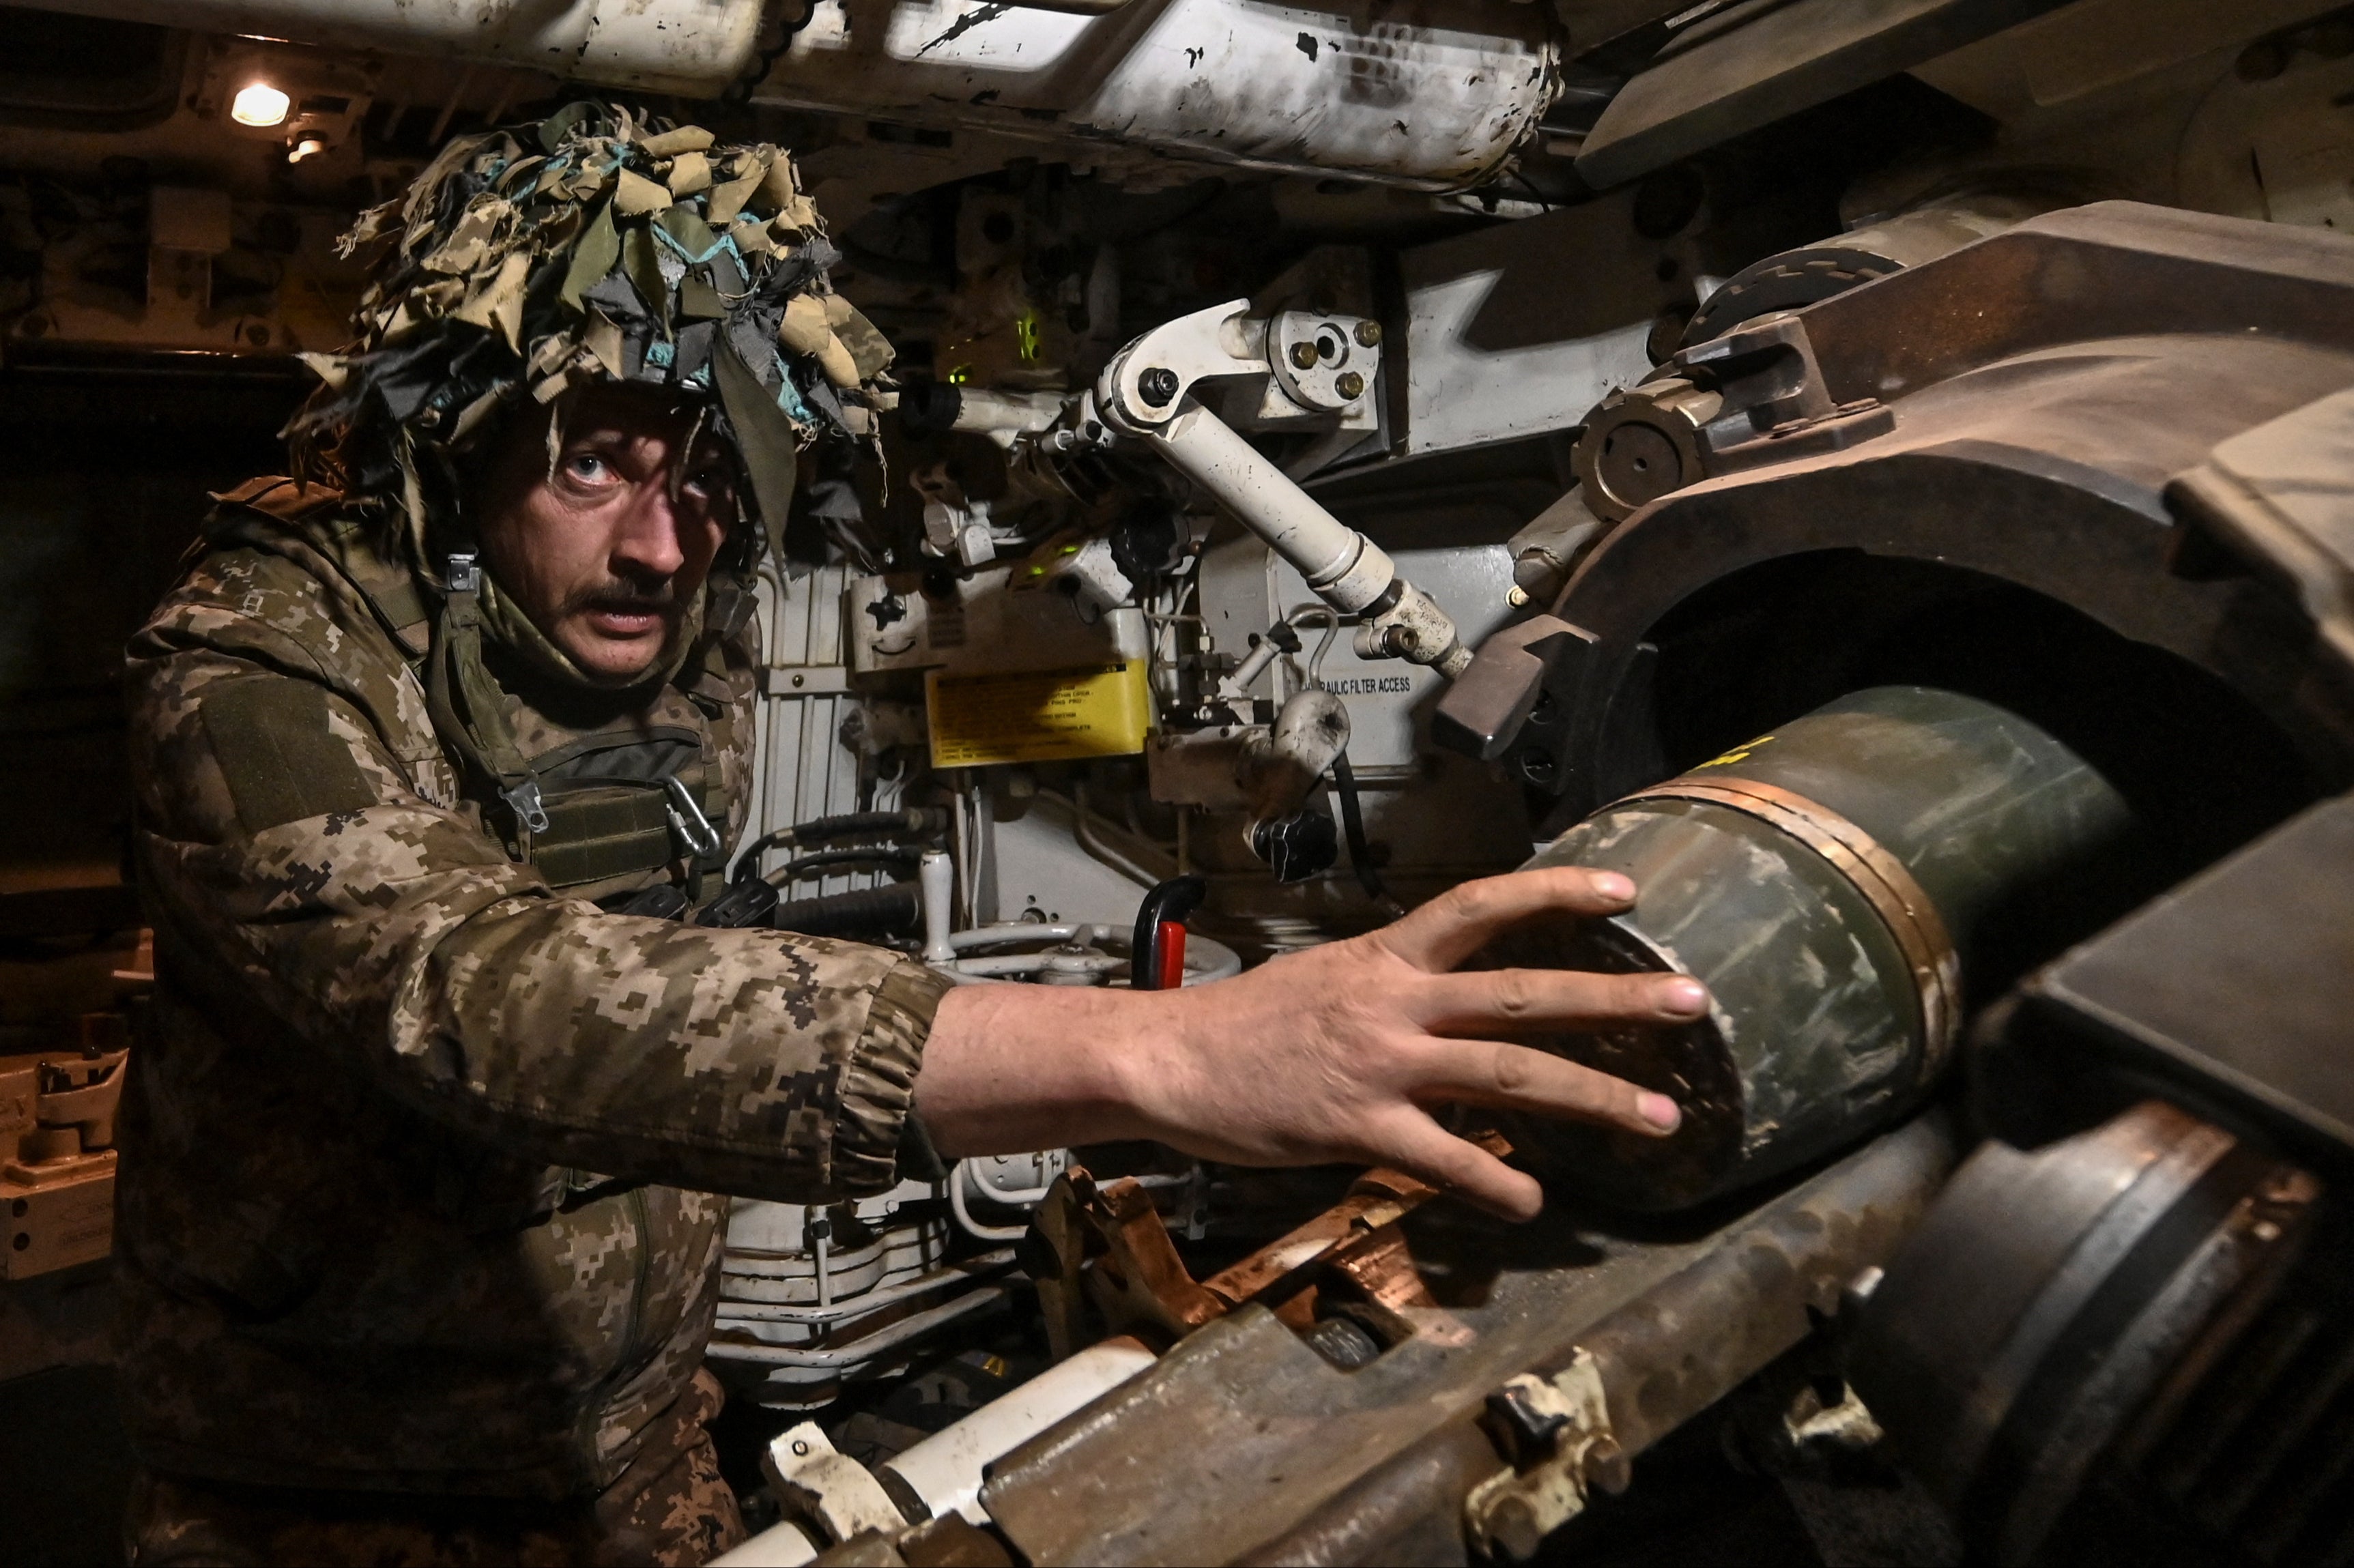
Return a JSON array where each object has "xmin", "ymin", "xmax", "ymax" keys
[{"xmin": 927, "ymin": 662, "xmax": 1151, "ymax": 768}]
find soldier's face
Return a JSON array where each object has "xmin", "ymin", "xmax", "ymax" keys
[{"xmin": 476, "ymin": 386, "xmax": 736, "ymax": 680}]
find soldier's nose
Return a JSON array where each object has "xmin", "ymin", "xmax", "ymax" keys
[{"xmin": 611, "ymin": 482, "xmax": 689, "ymax": 580}]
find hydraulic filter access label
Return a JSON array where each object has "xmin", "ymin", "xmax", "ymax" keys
[{"xmin": 926, "ymin": 662, "xmax": 1149, "ymax": 767}]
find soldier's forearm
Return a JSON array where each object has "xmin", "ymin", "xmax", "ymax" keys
[{"xmin": 912, "ymin": 866, "xmax": 1693, "ymax": 1221}]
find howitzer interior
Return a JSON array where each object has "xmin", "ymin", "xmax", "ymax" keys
[{"xmin": 1, "ymin": 1, "xmax": 2351, "ymax": 1563}]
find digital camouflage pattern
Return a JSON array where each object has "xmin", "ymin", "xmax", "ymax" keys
[
  {"xmin": 127, "ymin": 1371, "xmax": 743, "ymax": 1567},
  {"xmin": 116, "ymin": 480, "xmax": 951, "ymax": 1508}
]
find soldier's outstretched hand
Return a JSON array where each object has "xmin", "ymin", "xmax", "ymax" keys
[{"xmin": 916, "ymin": 865, "xmax": 1699, "ymax": 1220}]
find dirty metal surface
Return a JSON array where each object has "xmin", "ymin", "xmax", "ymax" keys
[
  {"xmin": 2009, "ymin": 792, "xmax": 2354, "ymax": 1168},
  {"xmin": 1525, "ymin": 205, "xmax": 2354, "ymax": 819},
  {"xmin": 2170, "ymin": 384, "xmax": 2354, "ymax": 678},
  {"xmin": 1798, "ymin": 205, "xmax": 2354, "ymax": 410},
  {"xmin": 1575, "ymin": 0, "xmax": 2076, "ymax": 189},
  {"xmin": 755, "ymin": 0, "xmax": 1557, "ymax": 189},
  {"xmin": 980, "ymin": 1117, "xmax": 1956, "ymax": 1566},
  {"xmin": 1850, "ymin": 1103, "xmax": 2321, "ymax": 1565},
  {"xmin": 1541, "ymin": 351, "xmax": 2354, "ymax": 816}
]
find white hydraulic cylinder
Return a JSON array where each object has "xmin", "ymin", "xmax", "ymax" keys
[
  {"xmin": 1151, "ymin": 408, "xmax": 1398, "ymax": 615},
  {"xmin": 919, "ymin": 849, "xmax": 957, "ymax": 965},
  {"xmin": 877, "ymin": 1336, "xmax": 1160, "ymax": 1525}
]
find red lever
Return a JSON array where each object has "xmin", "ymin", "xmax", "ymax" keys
[{"xmin": 1153, "ymin": 920, "xmax": 1188, "ymax": 990}]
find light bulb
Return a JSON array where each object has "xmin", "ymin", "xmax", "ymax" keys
[{"xmin": 231, "ymin": 83, "xmax": 290, "ymax": 128}]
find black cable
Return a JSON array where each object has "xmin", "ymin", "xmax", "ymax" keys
[
  {"xmin": 770, "ymin": 881, "xmax": 922, "ymax": 938},
  {"xmin": 771, "ymin": 847, "xmax": 923, "ymax": 884},
  {"xmin": 700, "ymin": 850, "xmax": 923, "ymax": 927},
  {"xmin": 730, "ymin": 807, "xmax": 947, "ymax": 884},
  {"xmin": 1330, "ymin": 752, "xmax": 1400, "ymax": 915}
]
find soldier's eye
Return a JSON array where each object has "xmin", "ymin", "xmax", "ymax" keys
[{"xmin": 565, "ymin": 452, "xmax": 614, "ymax": 484}]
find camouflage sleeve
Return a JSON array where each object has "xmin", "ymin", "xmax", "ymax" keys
[{"xmin": 126, "ymin": 570, "xmax": 953, "ymax": 1204}]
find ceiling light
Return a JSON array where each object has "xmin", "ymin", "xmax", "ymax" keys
[{"xmin": 231, "ymin": 83, "xmax": 290, "ymax": 128}]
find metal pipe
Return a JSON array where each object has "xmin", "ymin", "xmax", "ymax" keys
[
  {"xmin": 704, "ymin": 1285, "xmax": 1014, "ymax": 1368},
  {"xmin": 1150, "ymin": 408, "xmax": 1395, "ymax": 613},
  {"xmin": 882, "ymin": 1337, "xmax": 1160, "ymax": 1526},
  {"xmin": 951, "ymin": 1167, "xmax": 1035, "ymax": 1243},
  {"xmin": 811, "ymin": 1212, "xmax": 833, "ymax": 1311},
  {"xmin": 1058, "ymin": 784, "xmax": 1179, "ymax": 888},
  {"xmin": 14, "ymin": 0, "xmax": 768, "ymax": 96},
  {"xmin": 714, "ymin": 1251, "xmax": 1017, "ymax": 1325},
  {"xmin": 919, "ymin": 849, "xmax": 956, "ymax": 963},
  {"xmin": 752, "ymin": 0, "xmax": 1558, "ymax": 190}
]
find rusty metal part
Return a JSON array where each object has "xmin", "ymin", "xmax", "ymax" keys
[
  {"xmin": 1026, "ymin": 1172, "xmax": 1094, "ymax": 1363},
  {"xmin": 1321, "ymin": 1225, "xmax": 1437, "ymax": 1318},
  {"xmin": 1200, "ymin": 1157, "xmax": 1473, "ymax": 1309},
  {"xmin": 1679, "ymin": 190, "xmax": 2071, "ymax": 349},
  {"xmin": 2104, "ymin": 1198, "xmax": 2354, "ymax": 1563},
  {"xmin": 980, "ymin": 1114, "xmax": 1955, "ymax": 1566},
  {"xmin": 896, "ymin": 1513, "xmax": 1020, "ymax": 1566},
  {"xmin": 1028, "ymin": 1146, "xmax": 1491, "ymax": 1354},
  {"xmin": 1574, "ymin": 0, "xmax": 2080, "ymax": 189},
  {"xmin": 1029, "ymin": 1170, "xmax": 1225, "ymax": 1346},
  {"xmin": 1572, "ymin": 310, "xmax": 1901, "ymax": 518},
  {"xmin": 1618, "ymin": 774, "xmax": 1962, "ymax": 1075},
  {"xmin": 1850, "ymin": 1101, "xmax": 2323, "ymax": 1566},
  {"xmin": 1568, "ymin": 312, "xmax": 1894, "ymax": 525}
]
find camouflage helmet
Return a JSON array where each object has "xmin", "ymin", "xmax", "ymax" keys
[{"xmin": 287, "ymin": 100, "xmax": 891, "ymax": 565}]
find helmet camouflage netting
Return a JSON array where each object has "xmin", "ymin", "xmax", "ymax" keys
[{"xmin": 287, "ymin": 100, "xmax": 892, "ymax": 564}]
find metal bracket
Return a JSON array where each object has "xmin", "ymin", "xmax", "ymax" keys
[
  {"xmin": 502, "ymin": 777, "xmax": 551, "ymax": 836},
  {"xmin": 1464, "ymin": 1349, "xmax": 1618, "ymax": 1560},
  {"xmin": 1096, "ymin": 302, "xmax": 1466, "ymax": 675},
  {"xmin": 1431, "ymin": 615, "xmax": 1597, "ymax": 766},
  {"xmin": 763, "ymin": 1420, "xmax": 910, "ymax": 1545}
]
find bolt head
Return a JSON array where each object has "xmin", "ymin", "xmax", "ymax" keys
[
  {"xmin": 1138, "ymin": 366, "xmax": 1181, "ymax": 407},
  {"xmin": 1354, "ymin": 319, "xmax": 1383, "ymax": 347},
  {"xmin": 1289, "ymin": 340, "xmax": 1320, "ymax": 370},
  {"xmin": 1336, "ymin": 371, "xmax": 1366, "ymax": 400}
]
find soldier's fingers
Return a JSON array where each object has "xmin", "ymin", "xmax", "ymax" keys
[
  {"xmin": 1409, "ymin": 1039, "xmax": 1681, "ymax": 1137},
  {"xmin": 1414, "ymin": 968, "xmax": 1708, "ymax": 1032},
  {"xmin": 1375, "ymin": 867, "xmax": 1638, "ymax": 973},
  {"xmin": 1358, "ymin": 1108, "xmax": 1549, "ymax": 1222}
]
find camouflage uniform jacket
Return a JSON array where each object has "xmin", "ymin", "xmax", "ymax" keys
[{"xmin": 118, "ymin": 478, "xmax": 951, "ymax": 1499}]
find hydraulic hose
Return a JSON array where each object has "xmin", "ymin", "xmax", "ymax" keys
[{"xmin": 730, "ymin": 807, "xmax": 948, "ymax": 884}]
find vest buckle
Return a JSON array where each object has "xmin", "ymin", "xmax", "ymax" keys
[
  {"xmin": 664, "ymin": 776, "xmax": 722, "ymax": 860},
  {"xmin": 502, "ymin": 777, "xmax": 551, "ymax": 834}
]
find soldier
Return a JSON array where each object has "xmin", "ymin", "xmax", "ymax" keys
[{"xmin": 119, "ymin": 106, "xmax": 1703, "ymax": 1565}]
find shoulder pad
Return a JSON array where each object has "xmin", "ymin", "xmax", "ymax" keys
[{"xmin": 207, "ymin": 476, "xmax": 345, "ymax": 522}]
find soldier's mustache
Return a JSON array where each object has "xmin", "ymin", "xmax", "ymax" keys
[{"xmin": 565, "ymin": 578, "xmax": 678, "ymax": 618}]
